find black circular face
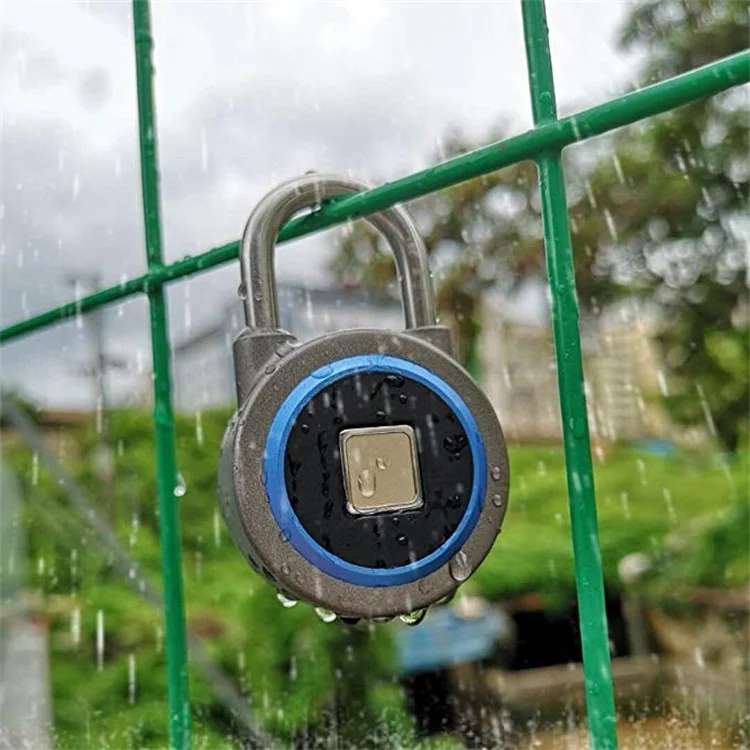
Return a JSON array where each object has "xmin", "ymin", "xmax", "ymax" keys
[{"xmin": 283, "ymin": 370, "xmax": 475, "ymax": 568}]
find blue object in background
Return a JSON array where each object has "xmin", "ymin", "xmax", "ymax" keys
[
  {"xmin": 396, "ymin": 605, "xmax": 513, "ymax": 676},
  {"xmin": 630, "ymin": 438, "xmax": 676, "ymax": 457}
]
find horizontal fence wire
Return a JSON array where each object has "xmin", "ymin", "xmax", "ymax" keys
[{"xmin": 1, "ymin": 49, "xmax": 747, "ymax": 345}]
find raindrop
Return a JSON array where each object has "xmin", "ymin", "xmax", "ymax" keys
[
  {"xmin": 449, "ymin": 550, "xmax": 471, "ymax": 582},
  {"xmin": 195, "ymin": 411, "xmax": 204, "ymax": 447},
  {"xmin": 662, "ymin": 487, "xmax": 676, "ymax": 522},
  {"xmin": 620, "ymin": 491, "xmax": 631, "ymax": 520},
  {"xmin": 173, "ymin": 473, "xmax": 187, "ymax": 497},
  {"xmin": 656, "ymin": 370, "xmax": 669, "ymax": 397},
  {"xmin": 128, "ymin": 653, "xmax": 136, "ymax": 704},
  {"xmin": 398, "ymin": 394, "xmax": 408, "ymax": 404},
  {"xmin": 612, "ymin": 154, "xmax": 625, "ymax": 184},
  {"xmin": 213, "ymin": 508, "xmax": 221, "ymax": 548},
  {"xmin": 490, "ymin": 466, "xmax": 502, "ymax": 481},
  {"xmin": 71, "ymin": 606, "xmax": 81, "ymax": 647},
  {"xmin": 277, "ymin": 592, "xmax": 298, "ymax": 609},
  {"xmin": 375, "ymin": 457, "xmax": 388, "ymax": 470},
  {"xmin": 603, "ymin": 208, "xmax": 619, "ymax": 241},
  {"xmin": 399, "ymin": 609, "xmax": 427, "ymax": 626},
  {"xmin": 96, "ymin": 610, "xmax": 104, "ymax": 671},
  {"xmin": 396, "ymin": 533, "xmax": 408, "ymax": 546},
  {"xmin": 314, "ymin": 607, "xmax": 337, "ymax": 623},
  {"xmin": 491, "ymin": 494, "xmax": 503, "ymax": 507},
  {"xmin": 584, "ymin": 180, "xmax": 597, "ymax": 209}
]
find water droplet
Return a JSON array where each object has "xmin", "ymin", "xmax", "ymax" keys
[
  {"xmin": 237, "ymin": 282, "xmax": 248, "ymax": 300},
  {"xmin": 449, "ymin": 550, "xmax": 471, "ymax": 582},
  {"xmin": 490, "ymin": 466, "xmax": 502, "ymax": 481},
  {"xmin": 491, "ymin": 494, "xmax": 503, "ymax": 507},
  {"xmin": 277, "ymin": 592, "xmax": 298, "ymax": 609},
  {"xmin": 213, "ymin": 508, "xmax": 221, "ymax": 548},
  {"xmin": 128, "ymin": 653, "xmax": 136, "ymax": 705},
  {"xmin": 96, "ymin": 609, "xmax": 105, "ymax": 671},
  {"xmin": 357, "ymin": 469, "xmax": 376, "ymax": 498},
  {"xmin": 71, "ymin": 607, "xmax": 81, "ymax": 647},
  {"xmin": 301, "ymin": 424, "xmax": 310, "ymax": 434},
  {"xmin": 398, "ymin": 394, "xmax": 408, "ymax": 404},
  {"xmin": 315, "ymin": 607, "xmax": 337, "ymax": 623},
  {"xmin": 375, "ymin": 457, "xmax": 388, "ymax": 470},
  {"xmin": 376, "ymin": 411, "xmax": 386, "ymax": 421},
  {"xmin": 265, "ymin": 364, "xmax": 276, "ymax": 374},
  {"xmin": 399, "ymin": 609, "xmax": 427, "ymax": 626},
  {"xmin": 385, "ymin": 374, "xmax": 405, "ymax": 387},
  {"xmin": 396, "ymin": 533, "xmax": 408, "ymax": 546},
  {"xmin": 281, "ymin": 562, "xmax": 291, "ymax": 576},
  {"xmin": 173, "ymin": 473, "xmax": 187, "ymax": 497}
]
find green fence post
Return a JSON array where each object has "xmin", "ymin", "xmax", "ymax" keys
[
  {"xmin": 132, "ymin": 1, "xmax": 192, "ymax": 747},
  {"xmin": 521, "ymin": 1, "xmax": 618, "ymax": 748}
]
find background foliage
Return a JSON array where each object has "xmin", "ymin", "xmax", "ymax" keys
[{"xmin": 3, "ymin": 409, "xmax": 746, "ymax": 746}]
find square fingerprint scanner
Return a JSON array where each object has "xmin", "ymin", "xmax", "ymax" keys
[{"xmin": 339, "ymin": 425, "xmax": 423, "ymax": 515}]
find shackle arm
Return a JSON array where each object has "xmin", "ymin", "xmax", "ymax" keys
[{"xmin": 239, "ymin": 173, "xmax": 436, "ymax": 331}]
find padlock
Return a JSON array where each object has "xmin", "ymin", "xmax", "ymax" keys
[{"xmin": 219, "ymin": 173, "xmax": 509, "ymax": 623}]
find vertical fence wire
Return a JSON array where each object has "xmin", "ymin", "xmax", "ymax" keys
[
  {"xmin": 132, "ymin": 1, "xmax": 192, "ymax": 747},
  {"xmin": 521, "ymin": 2, "xmax": 618, "ymax": 748}
]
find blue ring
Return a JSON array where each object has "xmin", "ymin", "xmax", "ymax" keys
[{"xmin": 263, "ymin": 355, "xmax": 487, "ymax": 587}]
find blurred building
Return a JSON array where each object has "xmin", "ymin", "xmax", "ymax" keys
[
  {"xmin": 168, "ymin": 277, "xmax": 673, "ymax": 443},
  {"xmin": 479, "ymin": 289, "xmax": 672, "ymax": 443},
  {"xmin": 170, "ymin": 283, "xmax": 403, "ymax": 412}
]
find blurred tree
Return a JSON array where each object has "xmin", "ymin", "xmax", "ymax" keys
[
  {"xmin": 330, "ymin": 129, "xmax": 544, "ymax": 367},
  {"xmin": 580, "ymin": 0, "xmax": 749, "ymax": 451},
  {"xmin": 331, "ymin": 0, "xmax": 748, "ymax": 450}
]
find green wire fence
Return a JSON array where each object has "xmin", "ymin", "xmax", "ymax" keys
[{"xmin": 1, "ymin": 0, "xmax": 747, "ymax": 747}]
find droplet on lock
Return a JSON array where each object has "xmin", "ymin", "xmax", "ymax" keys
[
  {"xmin": 315, "ymin": 607, "xmax": 337, "ymax": 623},
  {"xmin": 491, "ymin": 466, "xmax": 502, "ymax": 481},
  {"xmin": 375, "ymin": 457, "xmax": 388, "ymax": 470},
  {"xmin": 277, "ymin": 592, "xmax": 298, "ymax": 609},
  {"xmin": 449, "ymin": 550, "xmax": 471, "ymax": 582},
  {"xmin": 399, "ymin": 609, "xmax": 427, "ymax": 626},
  {"xmin": 358, "ymin": 469, "xmax": 376, "ymax": 498}
]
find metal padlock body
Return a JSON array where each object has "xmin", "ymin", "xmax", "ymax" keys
[{"xmin": 219, "ymin": 174, "xmax": 509, "ymax": 621}]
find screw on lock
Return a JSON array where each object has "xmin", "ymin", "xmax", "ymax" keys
[{"xmin": 218, "ymin": 173, "xmax": 509, "ymax": 623}]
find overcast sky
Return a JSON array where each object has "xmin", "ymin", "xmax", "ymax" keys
[{"xmin": 1, "ymin": 0, "xmax": 637, "ymax": 408}]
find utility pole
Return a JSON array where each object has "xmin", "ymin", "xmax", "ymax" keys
[{"xmin": 65, "ymin": 272, "xmax": 127, "ymax": 519}]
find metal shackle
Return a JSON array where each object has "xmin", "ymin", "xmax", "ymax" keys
[{"xmin": 239, "ymin": 173, "xmax": 437, "ymax": 331}]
